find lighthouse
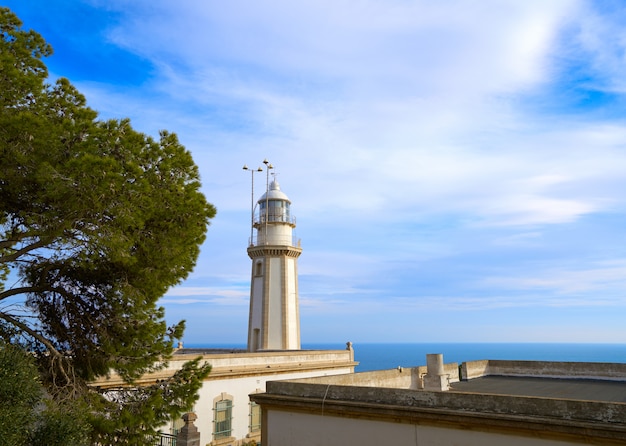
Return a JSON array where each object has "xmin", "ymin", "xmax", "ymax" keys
[{"xmin": 245, "ymin": 168, "xmax": 302, "ymax": 352}]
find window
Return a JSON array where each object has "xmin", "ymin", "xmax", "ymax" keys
[
  {"xmin": 255, "ymin": 261, "xmax": 263, "ymax": 276},
  {"xmin": 170, "ymin": 416, "xmax": 184, "ymax": 435},
  {"xmin": 249, "ymin": 401, "xmax": 261, "ymax": 432},
  {"xmin": 214, "ymin": 398, "xmax": 233, "ymax": 439}
]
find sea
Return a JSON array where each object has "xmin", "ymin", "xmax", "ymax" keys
[{"xmin": 185, "ymin": 343, "xmax": 626, "ymax": 372}]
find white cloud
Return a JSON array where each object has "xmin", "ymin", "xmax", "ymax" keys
[
  {"xmin": 481, "ymin": 259, "xmax": 626, "ymax": 297},
  {"xmin": 20, "ymin": 0, "xmax": 626, "ymax": 342},
  {"xmin": 79, "ymin": 0, "xmax": 626, "ymax": 233},
  {"xmin": 568, "ymin": 1, "xmax": 626, "ymax": 93},
  {"xmin": 161, "ymin": 287, "xmax": 249, "ymax": 306}
]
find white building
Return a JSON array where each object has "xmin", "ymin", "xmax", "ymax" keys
[{"xmin": 167, "ymin": 346, "xmax": 355, "ymax": 445}]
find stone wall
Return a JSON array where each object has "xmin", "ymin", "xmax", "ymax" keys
[
  {"xmin": 256, "ymin": 374, "xmax": 626, "ymax": 445},
  {"xmin": 285, "ymin": 362, "xmax": 460, "ymax": 390},
  {"xmin": 461, "ymin": 359, "xmax": 626, "ymax": 381}
]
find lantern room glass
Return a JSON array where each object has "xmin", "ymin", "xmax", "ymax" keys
[{"xmin": 259, "ymin": 200, "xmax": 290, "ymax": 223}]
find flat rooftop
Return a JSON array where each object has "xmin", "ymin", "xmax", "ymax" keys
[
  {"xmin": 451, "ymin": 375, "xmax": 626, "ymax": 403},
  {"xmin": 93, "ymin": 348, "xmax": 357, "ymax": 388},
  {"xmin": 173, "ymin": 348, "xmax": 246, "ymax": 355},
  {"xmin": 254, "ymin": 357, "xmax": 626, "ymax": 444}
]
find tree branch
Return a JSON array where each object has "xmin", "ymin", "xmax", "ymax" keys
[
  {"xmin": 0, "ymin": 225, "xmax": 35, "ymax": 249},
  {"xmin": 0, "ymin": 311, "xmax": 74, "ymax": 387},
  {"xmin": 0, "ymin": 236, "xmax": 51, "ymax": 264},
  {"xmin": 0, "ymin": 285, "xmax": 42, "ymax": 302}
]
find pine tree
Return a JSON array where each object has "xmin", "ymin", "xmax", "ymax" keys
[{"xmin": 0, "ymin": 7, "xmax": 214, "ymax": 443}]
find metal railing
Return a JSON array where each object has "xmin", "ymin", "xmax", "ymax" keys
[
  {"xmin": 150, "ymin": 432, "xmax": 176, "ymax": 446},
  {"xmin": 248, "ymin": 234, "xmax": 301, "ymax": 248},
  {"xmin": 254, "ymin": 214, "xmax": 297, "ymax": 225}
]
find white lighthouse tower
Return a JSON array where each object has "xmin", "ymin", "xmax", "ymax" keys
[{"xmin": 245, "ymin": 165, "xmax": 302, "ymax": 352}]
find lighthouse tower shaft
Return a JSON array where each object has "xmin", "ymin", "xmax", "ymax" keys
[{"xmin": 247, "ymin": 180, "xmax": 302, "ymax": 352}]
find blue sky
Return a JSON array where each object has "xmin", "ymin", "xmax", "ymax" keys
[{"xmin": 6, "ymin": 0, "xmax": 626, "ymax": 345}]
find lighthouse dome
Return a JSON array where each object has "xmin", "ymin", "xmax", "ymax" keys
[{"xmin": 258, "ymin": 180, "xmax": 291, "ymax": 203}]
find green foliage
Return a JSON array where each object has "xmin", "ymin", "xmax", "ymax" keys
[
  {"xmin": 30, "ymin": 401, "xmax": 91, "ymax": 446},
  {"xmin": 0, "ymin": 7, "xmax": 216, "ymax": 443},
  {"xmin": 90, "ymin": 358, "xmax": 211, "ymax": 444},
  {"xmin": 0, "ymin": 7, "xmax": 51, "ymax": 109},
  {"xmin": 0, "ymin": 343, "xmax": 91, "ymax": 446},
  {"xmin": 0, "ymin": 343, "xmax": 41, "ymax": 446}
]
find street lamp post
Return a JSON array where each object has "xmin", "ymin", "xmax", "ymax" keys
[
  {"xmin": 242, "ymin": 164, "xmax": 263, "ymax": 246},
  {"xmin": 263, "ymin": 159, "xmax": 274, "ymax": 244}
]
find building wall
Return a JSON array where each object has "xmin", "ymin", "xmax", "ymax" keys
[
  {"xmin": 92, "ymin": 348, "xmax": 357, "ymax": 446},
  {"xmin": 462, "ymin": 359, "xmax": 626, "ymax": 380},
  {"xmin": 195, "ymin": 366, "xmax": 352, "ymax": 445},
  {"xmin": 175, "ymin": 349, "xmax": 356, "ymax": 446},
  {"xmin": 267, "ymin": 257, "xmax": 283, "ymax": 348},
  {"xmin": 286, "ymin": 257, "xmax": 298, "ymax": 348},
  {"xmin": 264, "ymin": 410, "xmax": 580, "ymax": 446},
  {"xmin": 256, "ymin": 223, "xmax": 293, "ymax": 246},
  {"xmin": 247, "ymin": 249, "xmax": 301, "ymax": 351},
  {"xmin": 248, "ymin": 267, "xmax": 264, "ymax": 351}
]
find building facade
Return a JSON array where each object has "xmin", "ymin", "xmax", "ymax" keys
[
  {"xmin": 175, "ymin": 347, "xmax": 356, "ymax": 445},
  {"xmin": 94, "ymin": 345, "xmax": 357, "ymax": 445}
]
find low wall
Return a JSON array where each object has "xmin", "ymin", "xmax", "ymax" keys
[
  {"xmin": 461, "ymin": 360, "xmax": 626, "ymax": 381},
  {"xmin": 288, "ymin": 367, "xmax": 421, "ymax": 389},
  {"xmin": 462, "ymin": 360, "xmax": 491, "ymax": 380},
  {"xmin": 260, "ymin": 379, "xmax": 626, "ymax": 425},
  {"xmin": 92, "ymin": 349, "xmax": 357, "ymax": 388},
  {"xmin": 283, "ymin": 361, "xmax": 460, "ymax": 390}
]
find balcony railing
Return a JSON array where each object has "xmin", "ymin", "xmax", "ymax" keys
[
  {"xmin": 254, "ymin": 214, "xmax": 297, "ymax": 225},
  {"xmin": 248, "ymin": 234, "xmax": 301, "ymax": 248},
  {"xmin": 148, "ymin": 432, "xmax": 176, "ymax": 446}
]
